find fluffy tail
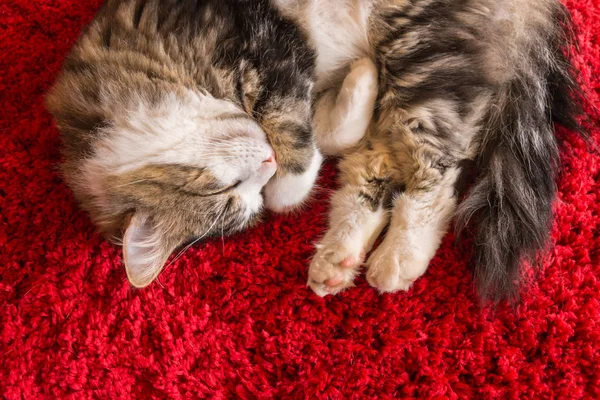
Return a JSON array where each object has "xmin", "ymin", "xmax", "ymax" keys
[{"xmin": 455, "ymin": 5, "xmax": 589, "ymax": 302}]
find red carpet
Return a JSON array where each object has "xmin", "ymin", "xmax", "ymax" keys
[{"xmin": 1, "ymin": 1, "xmax": 599, "ymax": 398}]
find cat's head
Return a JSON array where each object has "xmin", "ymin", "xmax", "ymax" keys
[
  {"xmin": 51, "ymin": 89, "xmax": 281, "ymax": 287},
  {"xmin": 46, "ymin": 0, "xmax": 320, "ymax": 287}
]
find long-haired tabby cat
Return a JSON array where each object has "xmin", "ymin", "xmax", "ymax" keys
[
  {"xmin": 48, "ymin": 0, "xmax": 586, "ymax": 301},
  {"xmin": 47, "ymin": 0, "xmax": 323, "ymax": 287},
  {"xmin": 274, "ymin": 0, "xmax": 588, "ymax": 301}
]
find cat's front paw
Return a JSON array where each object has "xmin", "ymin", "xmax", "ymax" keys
[
  {"xmin": 263, "ymin": 148, "xmax": 323, "ymax": 212},
  {"xmin": 365, "ymin": 240, "xmax": 429, "ymax": 293},
  {"xmin": 307, "ymin": 239, "xmax": 365, "ymax": 297}
]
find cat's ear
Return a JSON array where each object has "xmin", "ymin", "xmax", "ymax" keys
[{"xmin": 122, "ymin": 213, "xmax": 174, "ymax": 288}]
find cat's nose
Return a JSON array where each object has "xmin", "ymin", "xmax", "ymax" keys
[
  {"xmin": 262, "ymin": 154, "xmax": 276, "ymax": 165},
  {"xmin": 259, "ymin": 152, "xmax": 277, "ymax": 177}
]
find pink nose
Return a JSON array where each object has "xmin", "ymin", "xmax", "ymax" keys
[{"xmin": 263, "ymin": 154, "xmax": 276, "ymax": 164}]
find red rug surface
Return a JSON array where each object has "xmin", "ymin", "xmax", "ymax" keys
[{"xmin": 1, "ymin": 1, "xmax": 599, "ymax": 398}]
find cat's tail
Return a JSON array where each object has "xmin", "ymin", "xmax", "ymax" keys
[{"xmin": 455, "ymin": 5, "xmax": 590, "ymax": 302}]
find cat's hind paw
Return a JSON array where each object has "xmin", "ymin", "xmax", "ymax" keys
[
  {"xmin": 344, "ymin": 58, "xmax": 378, "ymax": 103},
  {"xmin": 333, "ymin": 57, "xmax": 379, "ymax": 149},
  {"xmin": 313, "ymin": 57, "xmax": 378, "ymax": 156},
  {"xmin": 307, "ymin": 240, "xmax": 365, "ymax": 296},
  {"xmin": 263, "ymin": 148, "xmax": 323, "ymax": 212},
  {"xmin": 365, "ymin": 240, "xmax": 429, "ymax": 293}
]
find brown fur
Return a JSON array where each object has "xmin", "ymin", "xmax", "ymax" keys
[
  {"xmin": 46, "ymin": 0, "xmax": 317, "ymax": 287},
  {"xmin": 303, "ymin": 0, "xmax": 587, "ymax": 300}
]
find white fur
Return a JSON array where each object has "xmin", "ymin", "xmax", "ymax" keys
[
  {"xmin": 290, "ymin": 5, "xmax": 381, "ymax": 294},
  {"xmin": 366, "ymin": 175, "xmax": 458, "ymax": 292},
  {"xmin": 82, "ymin": 89, "xmax": 276, "ymax": 213},
  {"xmin": 313, "ymin": 58, "xmax": 378, "ymax": 155},
  {"xmin": 263, "ymin": 146, "xmax": 323, "ymax": 212},
  {"xmin": 274, "ymin": 0, "xmax": 374, "ymax": 86},
  {"xmin": 306, "ymin": 0, "xmax": 372, "ymax": 85},
  {"xmin": 238, "ymin": 159, "xmax": 277, "ymax": 218},
  {"xmin": 306, "ymin": 56, "xmax": 382, "ymax": 295},
  {"xmin": 107, "ymin": 90, "xmax": 278, "ymax": 288},
  {"xmin": 308, "ymin": 186, "xmax": 389, "ymax": 296},
  {"xmin": 269, "ymin": 1, "xmax": 378, "ymax": 212}
]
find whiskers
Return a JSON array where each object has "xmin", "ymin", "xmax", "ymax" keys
[
  {"xmin": 221, "ymin": 211, "xmax": 226, "ymax": 254},
  {"xmin": 109, "ymin": 179, "xmax": 152, "ymax": 189},
  {"xmin": 163, "ymin": 204, "xmax": 227, "ymax": 271}
]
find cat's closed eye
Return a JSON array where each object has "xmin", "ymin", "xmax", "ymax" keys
[{"xmin": 195, "ymin": 180, "xmax": 242, "ymax": 197}]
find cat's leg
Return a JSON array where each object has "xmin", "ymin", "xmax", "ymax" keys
[
  {"xmin": 307, "ymin": 184, "xmax": 389, "ymax": 296},
  {"xmin": 307, "ymin": 149, "xmax": 392, "ymax": 296},
  {"xmin": 365, "ymin": 161, "xmax": 459, "ymax": 292},
  {"xmin": 260, "ymin": 88, "xmax": 324, "ymax": 212},
  {"xmin": 313, "ymin": 58, "xmax": 378, "ymax": 156}
]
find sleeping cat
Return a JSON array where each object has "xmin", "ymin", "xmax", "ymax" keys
[
  {"xmin": 48, "ymin": 0, "xmax": 585, "ymax": 301},
  {"xmin": 276, "ymin": 0, "xmax": 588, "ymax": 300},
  {"xmin": 46, "ymin": 0, "xmax": 324, "ymax": 287}
]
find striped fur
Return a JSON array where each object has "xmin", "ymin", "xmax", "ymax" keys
[
  {"xmin": 46, "ymin": 0, "xmax": 318, "ymax": 287},
  {"xmin": 292, "ymin": 0, "xmax": 587, "ymax": 301}
]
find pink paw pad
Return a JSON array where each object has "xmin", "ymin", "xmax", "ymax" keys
[
  {"xmin": 339, "ymin": 252, "xmax": 366, "ymax": 269},
  {"xmin": 324, "ymin": 277, "xmax": 344, "ymax": 287}
]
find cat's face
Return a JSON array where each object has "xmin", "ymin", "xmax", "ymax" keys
[
  {"xmin": 46, "ymin": 0, "xmax": 320, "ymax": 287},
  {"xmin": 76, "ymin": 90, "xmax": 278, "ymax": 287}
]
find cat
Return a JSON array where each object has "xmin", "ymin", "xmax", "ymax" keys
[
  {"xmin": 274, "ymin": 0, "xmax": 588, "ymax": 301},
  {"xmin": 48, "ymin": 0, "xmax": 587, "ymax": 300},
  {"xmin": 46, "ymin": 0, "xmax": 326, "ymax": 288}
]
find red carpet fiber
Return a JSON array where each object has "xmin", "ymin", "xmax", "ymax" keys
[{"xmin": 1, "ymin": 0, "xmax": 600, "ymax": 398}]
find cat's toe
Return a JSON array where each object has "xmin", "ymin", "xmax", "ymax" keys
[
  {"xmin": 321, "ymin": 241, "xmax": 364, "ymax": 268},
  {"xmin": 367, "ymin": 271, "xmax": 414, "ymax": 293},
  {"xmin": 348, "ymin": 57, "xmax": 378, "ymax": 80},
  {"xmin": 365, "ymin": 248, "xmax": 414, "ymax": 293},
  {"xmin": 307, "ymin": 247, "xmax": 359, "ymax": 296},
  {"xmin": 307, "ymin": 274, "xmax": 353, "ymax": 297},
  {"xmin": 346, "ymin": 59, "xmax": 378, "ymax": 102},
  {"xmin": 340, "ymin": 253, "xmax": 365, "ymax": 269}
]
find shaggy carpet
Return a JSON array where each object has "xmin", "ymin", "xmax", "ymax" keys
[{"xmin": 1, "ymin": 0, "xmax": 599, "ymax": 398}]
